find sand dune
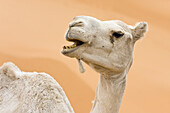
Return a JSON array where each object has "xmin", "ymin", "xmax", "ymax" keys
[{"xmin": 0, "ymin": 0, "xmax": 170, "ymax": 113}]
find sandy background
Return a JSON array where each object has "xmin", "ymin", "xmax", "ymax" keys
[{"xmin": 0, "ymin": 0, "xmax": 170, "ymax": 113}]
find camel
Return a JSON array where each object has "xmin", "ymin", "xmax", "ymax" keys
[
  {"xmin": 0, "ymin": 16, "xmax": 148, "ymax": 113},
  {"xmin": 61, "ymin": 16, "xmax": 148, "ymax": 113}
]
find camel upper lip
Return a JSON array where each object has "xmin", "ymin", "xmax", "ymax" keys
[
  {"xmin": 68, "ymin": 38, "xmax": 84, "ymax": 45},
  {"xmin": 65, "ymin": 32, "xmax": 85, "ymax": 42},
  {"xmin": 66, "ymin": 34, "xmax": 85, "ymax": 46}
]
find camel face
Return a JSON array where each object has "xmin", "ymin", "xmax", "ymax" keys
[{"xmin": 62, "ymin": 16, "xmax": 147, "ymax": 74}]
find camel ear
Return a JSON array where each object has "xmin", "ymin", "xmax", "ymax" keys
[{"xmin": 132, "ymin": 22, "xmax": 148, "ymax": 42}]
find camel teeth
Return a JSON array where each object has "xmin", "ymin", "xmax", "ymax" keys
[
  {"xmin": 73, "ymin": 45, "xmax": 76, "ymax": 47},
  {"xmin": 63, "ymin": 45, "xmax": 77, "ymax": 49},
  {"xmin": 72, "ymin": 45, "xmax": 75, "ymax": 48}
]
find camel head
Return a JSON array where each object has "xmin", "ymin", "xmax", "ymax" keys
[{"xmin": 61, "ymin": 16, "xmax": 148, "ymax": 75}]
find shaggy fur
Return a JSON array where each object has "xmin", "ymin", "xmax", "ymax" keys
[{"xmin": 0, "ymin": 62, "xmax": 74, "ymax": 113}]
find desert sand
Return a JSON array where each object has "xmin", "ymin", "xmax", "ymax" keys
[{"xmin": 0, "ymin": 0, "xmax": 170, "ymax": 113}]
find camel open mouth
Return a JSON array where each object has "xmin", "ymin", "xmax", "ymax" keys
[
  {"xmin": 63, "ymin": 39, "xmax": 84, "ymax": 49},
  {"xmin": 62, "ymin": 38, "xmax": 85, "ymax": 54}
]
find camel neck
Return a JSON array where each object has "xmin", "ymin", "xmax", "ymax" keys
[{"xmin": 90, "ymin": 71, "xmax": 127, "ymax": 113}]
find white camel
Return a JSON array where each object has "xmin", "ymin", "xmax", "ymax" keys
[{"xmin": 0, "ymin": 16, "xmax": 148, "ymax": 113}]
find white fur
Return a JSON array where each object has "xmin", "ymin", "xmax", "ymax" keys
[{"xmin": 0, "ymin": 62, "xmax": 74, "ymax": 113}]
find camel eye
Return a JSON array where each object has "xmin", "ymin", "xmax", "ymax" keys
[{"xmin": 112, "ymin": 32, "xmax": 124, "ymax": 38}]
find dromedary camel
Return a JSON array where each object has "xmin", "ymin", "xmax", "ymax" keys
[{"xmin": 0, "ymin": 16, "xmax": 148, "ymax": 113}]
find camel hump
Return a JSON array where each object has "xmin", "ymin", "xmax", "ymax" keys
[{"xmin": 0, "ymin": 62, "xmax": 22, "ymax": 80}]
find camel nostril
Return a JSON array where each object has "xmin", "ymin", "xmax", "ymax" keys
[{"xmin": 69, "ymin": 21, "xmax": 84, "ymax": 28}]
